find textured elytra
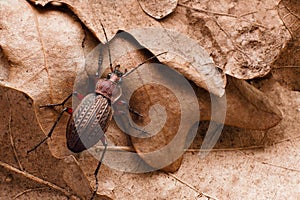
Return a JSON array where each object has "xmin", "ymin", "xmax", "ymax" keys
[{"xmin": 66, "ymin": 93, "xmax": 112, "ymax": 153}]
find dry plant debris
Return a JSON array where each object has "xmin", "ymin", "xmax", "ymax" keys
[{"xmin": 0, "ymin": 0, "xmax": 299, "ymax": 199}]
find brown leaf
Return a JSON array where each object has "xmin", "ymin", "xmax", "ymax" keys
[
  {"xmin": 0, "ymin": 0, "xmax": 87, "ymax": 102},
  {"xmin": 0, "ymin": 0, "xmax": 103, "ymax": 198},
  {"xmin": 278, "ymin": 0, "xmax": 300, "ymax": 38},
  {"xmin": 137, "ymin": 0, "xmax": 178, "ymax": 19},
  {"xmin": 0, "ymin": 0, "xmax": 286, "ymax": 198},
  {"xmin": 272, "ymin": 36, "xmax": 300, "ymax": 91},
  {"xmin": 195, "ymin": 75, "xmax": 282, "ymax": 130},
  {"xmin": 0, "ymin": 0, "xmax": 89, "ymax": 155},
  {"xmin": 127, "ymin": 28, "xmax": 226, "ymax": 97},
  {"xmin": 0, "ymin": 86, "xmax": 103, "ymax": 199},
  {"xmin": 29, "ymin": 0, "xmax": 289, "ymax": 80},
  {"xmin": 224, "ymin": 76, "xmax": 282, "ymax": 129},
  {"xmin": 272, "ymin": 67, "xmax": 300, "ymax": 91},
  {"xmin": 175, "ymin": 2, "xmax": 289, "ymax": 79},
  {"xmin": 94, "ymin": 31, "xmax": 200, "ymax": 172}
]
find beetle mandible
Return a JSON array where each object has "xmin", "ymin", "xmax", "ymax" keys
[{"xmin": 27, "ymin": 22, "xmax": 166, "ymax": 199}]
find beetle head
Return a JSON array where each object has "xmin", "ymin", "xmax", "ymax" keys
[
  {"xmin": 113, "ymin": 65, "xmax": 124, "ymax": 77},
  {"xmin": 107, "ymin": 65, "xmax": 124, "ymax": 83}
]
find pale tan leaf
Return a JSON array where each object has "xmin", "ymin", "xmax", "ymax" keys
[
  {"xmin": 29, "ymin": 0, "xmax": 290, "ymax": 80},
  {"xmin": 137, "ymin": 0, "xmax": 178, "ymax": 19},
  {"xmin": 0, "ymin": 0, "xmax": 87, "ymax": 102}
]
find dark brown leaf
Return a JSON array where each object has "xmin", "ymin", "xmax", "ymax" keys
[
  {"xmin": 0, "ymin": 86, "xmax": 101, "ymax": 199},
  {"xmin": 278, "ymin": 0, "xmax": 300, "ymax": 38}
]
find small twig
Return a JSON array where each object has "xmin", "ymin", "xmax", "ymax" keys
[
  {"xmin": 94, "ymin": 135, "xmax": 300, "ymax": 153},
  {"xmin": 187, "ymin": 145, "xmax": 265, "ymax": 152},
  {"xmin": 272, "ymin": 65, "xmax": 300, "ymax": 69},
  {"xmin": 239, "ymin": 11, "xmax": 257, "ymax": 18},
  {"xmin": 238, "ymin": 10, "xmax": 269, "ymax": 29},
  {"xmin": 178, "ymin": 3, "xmax": 237, "ymax": 18},
  {"xmin": 0, "ymin": 160, "xmax": 75, "ymax": 198},
  {"xmin": 238, "ymin": 151, "xmax": 300, "ymax": 173},
  {"xmin": 94, "ymin": 144, "xmax": 265, "ymax": 153},
  {"xmin": 13, "ymin": 187, "xmax": 48, "ymax": 199},
  {"xmin": 6, "ymin": 93, "xmax": 23, "ymax": 171},
  {"xmin": 166, "ymin": 172, "xmax": 220, "ymax": 200},
  {"xmin": 95, "ymin": 145, "xmax": 133, "ymax": 152},
  {"xmin": 241, "ymin": 19, "xmax": 269, "ymax": 29},
  {"xmin": 274, "ymin": 135, "xmax": 300, "ymax": 144}
]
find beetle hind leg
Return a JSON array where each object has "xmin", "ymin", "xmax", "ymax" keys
[
  {"xmin": 91, "ymin": 137, "xmax": 108, "ymax": 200},
  {"xmin": 27, "ymin": 107, "xmax": 69, "ymax": 154}
]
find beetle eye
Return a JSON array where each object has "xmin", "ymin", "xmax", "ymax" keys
[{"xmin": 107, "ymin": 73, "xmax": 112, "ymax": 79}]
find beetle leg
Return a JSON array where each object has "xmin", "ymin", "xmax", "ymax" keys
[
  {"xmin": 91, "ymin": 137, "xmax": 107, "ymax": 200},
  {"xmin": 27, "ymin": 107, "xmax": 69, "ymax": 154},
  {"xmin": 114, "ymin": 99, "xmax": 143, "ymax": 117},
  {"xmin": 39, "ymin": 92, "xmax": 84, "ymax": 108},
  {"xmin": 128, "ymin": 107, "xmax": 143, "ymax": 117},
  {"xmin": 39, "ymin": 93, "xmax": 73, "ymax": 108},
  {"xmin": 128, "ymin": 122, "xmax": 150, "ymax": 137}
]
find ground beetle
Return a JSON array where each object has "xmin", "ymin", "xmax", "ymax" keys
[{"xmin": 27, "ymin": 23, "xmax": 166, "ymax": 199}]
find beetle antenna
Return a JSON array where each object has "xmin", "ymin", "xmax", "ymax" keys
[
  {"xmin": 100, "ymin": 21, "xmax": 113, "ymax": 73},
  {"xmin": 123, "ymin": 51, "xmax": 167, "ymax": 78}
]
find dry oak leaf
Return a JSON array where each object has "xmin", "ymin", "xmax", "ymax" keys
[
  {"xmin": 92, "ymin": 30, "xmax": 199, "ymax": 172},
  {"xmin": 0, "ymin": 0, "xmax": 283, "ymax": 150},
  {"xmin": 272, "ymin": 38, "xmax": 300, "ymax": 91},
  {"xmin": 278, "ymin": 0, "xmax": 300, "ymax": 38},
  {"xmin": 0, "ymin": 0, "xmax": 284, "ymax": 192},
  {"xmin": 0, "ymin": 0, "xmax": 104, "ymax": 199},
  {"xmin": 29, "ymin": 0, "xmax": 290, "ymax": 80},
  {"xmin": 84, "ymin": 30, "xmax": 283, "ymax": 173},
  {"xmin": 0, "ymin": 86, "xmax": 103, "ymax": 199}
]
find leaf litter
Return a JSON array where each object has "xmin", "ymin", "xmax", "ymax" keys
[{"xmin": 0, "ymin": 0, "xmax": 299, "ymax": 199}]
